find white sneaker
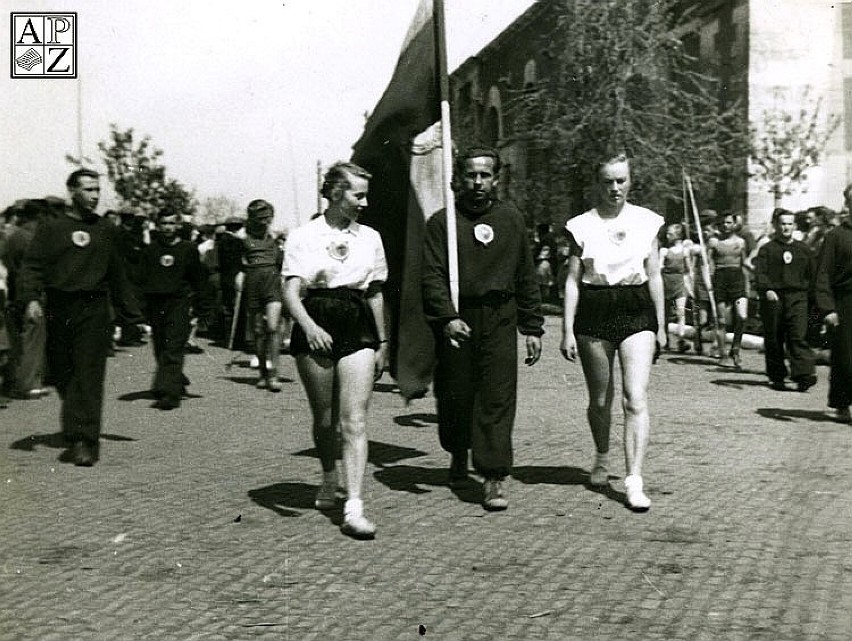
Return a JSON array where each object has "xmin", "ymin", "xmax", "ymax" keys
[
  {"xmin": 340, "ymin": 499, "xmax": 376, "ymax": 539},
  {"xmin": 624, "ymin": 475, "xmax": 651, "ymax": 511}
]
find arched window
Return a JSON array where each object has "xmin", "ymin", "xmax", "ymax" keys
[
  {"xmin": 523, "ymin": 59, "xmax": 537, "ymax": 89},
  {"xmin": 483, "ymin": 86, "xmax": 503, "ymax": 145}
]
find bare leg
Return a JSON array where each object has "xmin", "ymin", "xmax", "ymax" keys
[
  {"xmin": 264, "ymin": 301, "xmax": 283, "ymax": 384},
  {"xmin": 576, "ymin": 335, "xmax": 616, "ymax": 455},
  {"xmin": 716, "ymin": 301, "xmax": 729, "ymax": 362},
  {"xmin": 295, "ymin": 354, "xmax": 336, "ymax": 472},
  {"xmin": 335, "ymin": 348, "xmax": 376, "ymax": 503},
  {"xmin": 618, "ymin": 330, "xmax": 655, "ymax": 510},
  {"xmin": 675, "ymin": 295, "xmax": 688, "ymax": 349},
  {"xmin": 617, "ymin": 331, "xmax": 655, "ymax": 477}
]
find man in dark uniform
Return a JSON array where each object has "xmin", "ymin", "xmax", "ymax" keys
[
  {"xmin": 17, "ymin": 168, "xmax": 142, "ymax": 466},
  {"xmin": 815, "ymin": 190, "xmax": 852, "ymax": 423},
  {"xmin": 422, "ymin": 146, "xmax": 544, "ymax": 511},
  {"xmin": 754, "ymin": 208, "xmax": 817, "ymax": 392},
  {"xmin": 138, "ymin": 208, "xmax": 205, "ymax": 410}
]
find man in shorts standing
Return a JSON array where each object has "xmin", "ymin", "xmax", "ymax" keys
[{"xmin": 708, "ymin": 212, "xmax": 750, "ymax": 368}]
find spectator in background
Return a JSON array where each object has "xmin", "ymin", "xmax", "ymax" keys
[{"xmin": 2, "ymin": 199, "xmax": 51, "ymax": 399}]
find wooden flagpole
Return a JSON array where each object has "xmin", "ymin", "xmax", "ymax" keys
[
  {"xmin": 433, "ymin": 0, "xmax": 459, "ymax": 312},
  {"xmin": 684, "ymin": 173, "xmax": 724, "ymax": 356}
]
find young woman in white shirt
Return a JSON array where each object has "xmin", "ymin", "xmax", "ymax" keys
[
  {"xmin": 283, "ymin": 162, "xmax": 389, "ymax": 539},
  {"xmin": 560, "ymin": 153, "xmax": 666, "ymax": 511}
]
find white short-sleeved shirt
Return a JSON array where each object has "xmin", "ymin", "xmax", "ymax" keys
[
  {"xmin": 564, "ymin": 203, "xmax": 664, "ymax": 286},
  {"xmin": 282, "ymin": 215, "xmax": 388, "ymax": 291}
]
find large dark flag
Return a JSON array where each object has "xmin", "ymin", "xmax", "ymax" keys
[{"xmin": 352, "ymin": 0, "xmax": 448, "ymax": 400}]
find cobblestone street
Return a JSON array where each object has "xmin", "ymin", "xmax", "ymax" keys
[{"xmin": 2, "ymin": 317, "xmax": 851, "ymax": 640}]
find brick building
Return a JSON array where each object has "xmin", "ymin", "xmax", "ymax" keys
[{"xmin": 450, "ymin": 0, "xmax": 849, "ymax": 234}]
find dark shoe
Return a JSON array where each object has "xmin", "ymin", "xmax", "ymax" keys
[
  {"xmin": 72, "ymin": 441, "xmax": 97, "ymax": 467},
  {"xmin": 266, "ymin": 377, "xmax": 282, "ymax": 393},
  {"xmin": 185, "ymin": 342, "xmax": 204, "ymax": 354},
  {"xmin": 769, "ymin": 380, "xmax": 787, "ymax": 391},
  {"xmin": 795, "ymin": 375, "xmax": 817, "ymax": 393},
  {"xmin": 834, "ymin": 407, "xmax": 852, "ymax": 424},
  {"xmin": 730, "ymin": 349, "xmax": 742, "ymax": 370},
  {"xmin": 482, "ymin": 478, "xmax": 508, "ymax": 511}
]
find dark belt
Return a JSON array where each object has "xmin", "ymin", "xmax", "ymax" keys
[{"xmin": 47, "ymin": 288, "xmax": 108, "ymax": 301}]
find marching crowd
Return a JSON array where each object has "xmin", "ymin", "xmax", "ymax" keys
[{"xmin": 1, "ymin": 148, "xmax": 850, "ymax": 540}]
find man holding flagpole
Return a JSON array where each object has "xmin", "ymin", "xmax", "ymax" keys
[{"xmin": 422, "ymin": 146, "xmax": 543, "ymax": 511}]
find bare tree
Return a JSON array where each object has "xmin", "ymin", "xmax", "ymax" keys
[
  {"xmin": 199, "ymin": 195, "xmax": 241, "ymax": 226},
  {"xmin": 509, "ymin": 0, "xmax": 743, "ymax": 219},
  {"xmin": 97, "ymin": 124, "xmax": 197, "ymax": 217},
  {"xmin": 748, "ymin": 86, "xmax": 841, "ymax": 208}
]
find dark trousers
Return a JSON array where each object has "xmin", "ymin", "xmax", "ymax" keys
[
  {"xmin": 12, "ymin": 304, "xmax": 46, "ymax": 393},
  {"xmin": 828, "ymin": 290, "xmax": 852, "ymax": 410},
  {"xmin": 433, "ymin": 298, "xmax": 518, "ymax": 478},
  {"xmin": 759, "ymin": 291, "xmax": 815, "ymax": 383},
  {"xmin": 45, "ymin": 291, "xmax": 111, "ymax": 445},
  {"xmin": 147, "ymin": 294, "xmax": 191, "ymax": 402}
]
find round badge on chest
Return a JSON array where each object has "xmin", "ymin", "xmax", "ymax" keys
[
  {"xmin": 160, "ymin": 255, "xmax": 175, "ymax": 267},
  {"xmin": 782, "ymin": 250, "xmax": 793, "ymax": 265},
  {"xmin": 327, "ymin": 240, "xmax": 350, "ymax": 261},
  {"xmin": 474, "ymin": 223, "xmax": 494, "ymax": 246},
  {"xmin": 71, "ymin": 230, "xmax": 91, "ymax": 247}
]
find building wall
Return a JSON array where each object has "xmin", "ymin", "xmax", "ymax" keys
[
  {"xmin": 746, "ymin": 0, "xmax": 847, "ymax": 233},
  {"xmin": 449, "ymin": 0, "xmax": 849, "ymax": 235}
]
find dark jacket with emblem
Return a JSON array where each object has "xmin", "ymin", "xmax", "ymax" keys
[
  {"xmin": 17, "ymin": 211, "xmax": 141, "ymax": 320},
  {"xmin": 422, "ymin": 200, "xmax": 543, "ymax": 336},
  {"xmin": 754, "ymin": 237, "xmax": 814, "ymax": 294},
  {"xmin": 138, "ymin": 235, "xmax": 205, "ymax": 297}
]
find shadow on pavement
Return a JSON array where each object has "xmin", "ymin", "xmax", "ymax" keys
[
  {"xmin": 248, "ymin": 482, "xmax": 341, "ymax": 522},
  {"xmin": 512, "ymin": 465, "xmax": 589, "ymax": 486},
  {"xmin": 710, "ymin": 377, "xmax": 772, "ymax": 389},
  {"xmin": 393, "ymin": 412, "xmax": 438, "ymax": 428},
  {"xmin": 372, "ymin": 465, "xmax": 482, "ymax": 504},
  {"xmin": 10, "ymin": 432, "xmax": 68, "ymax": 451},
  {"xmin": 118, "ymin": 390, "xmax": 157, "ymax": 402},
  {"xmin": 292, "ymin": 440, "xmax": 428, "ymax": 467},
  {"xmin": 10, "ymin": 432, "xmax": 137, "ymax": 452},
  {"xmin": 222, "ymin": 375, "xmax": 296, "ymax": 387},
  {"xmin": 756, "ymin": 407, "xmax": 834, "ymax": 423}
]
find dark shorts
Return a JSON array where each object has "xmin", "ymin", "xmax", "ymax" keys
[
  {"xmin": 662, "ymin": 272, "xmax": 686, "ymax": 301},
  {"xmin": 289, "ymin": 288, "xmax": 379, "ymax": 361},
  {"xmin": 244, "ymin": 268, "xmax": 283, "ymax": 311},
  {"xmin": 713, "ymin": 268, "xmax": 746, "ymax": 303},
  {"xmin": 575, "ymin": 283, "xmax": 658, "ymax": 345}
]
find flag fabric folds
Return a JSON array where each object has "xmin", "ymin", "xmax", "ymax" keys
[{"xmin": 351, "ymin": 0, "xmax": 445, "ymax": 400}]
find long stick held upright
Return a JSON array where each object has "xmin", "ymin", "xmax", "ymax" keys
[
  {"xmin": 433, "ymin": 0, "xmax": 459, "ymax": 312},
  {"xmin": 684, "ymin": 172, "xmax": 723, "ymax": 351}
]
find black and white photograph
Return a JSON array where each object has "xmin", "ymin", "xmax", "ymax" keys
[{"xmin": 2, "ymin": 1, "xmax": 852, "ymax": 639}]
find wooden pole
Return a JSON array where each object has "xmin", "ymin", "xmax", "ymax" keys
[
  {"xmin": 434, "ymin": 0, "xmax": 459, "ymax": 312},
  {"xmin": 684, "ymin": 173, "xmax": 724, "ymax": 356},
  {"xmin": 316, "ymin": 159, "xmax": 323, "ymax": 219}
]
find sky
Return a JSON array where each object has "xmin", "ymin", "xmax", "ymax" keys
[{"xmin": 1, "ymin": 0, "xmax": 536, "ymax": 231}]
